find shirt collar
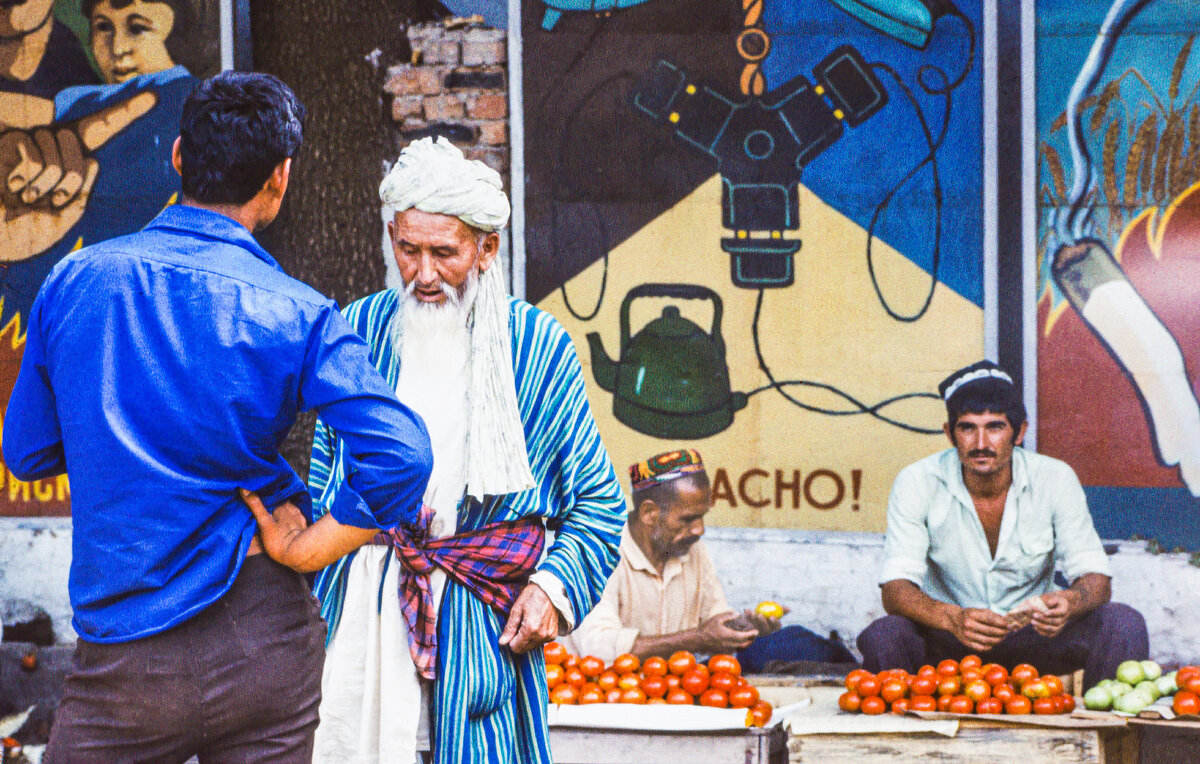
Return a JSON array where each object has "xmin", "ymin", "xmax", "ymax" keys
[
  {"xmin": 936, "ymin": 446, "xmax": 1031, "ymax": 503},
  {"xmin": 619, "ymin": 526, "xmax": 694, "ymax": 579},
  {"xmin": 144, "ymin": 204, "xmax": 283, "ymax": 272}
]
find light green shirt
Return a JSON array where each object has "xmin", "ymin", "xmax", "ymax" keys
[{"xmin": 879, "ymin": 447, "xmax": 1111, "ymax": 614}]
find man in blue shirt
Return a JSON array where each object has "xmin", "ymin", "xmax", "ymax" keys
[{"xmin": 3, "ymin": 71, "xmax": 433, "ymax": 762}]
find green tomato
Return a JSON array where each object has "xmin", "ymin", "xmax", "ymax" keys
[
  {"xmin": 1083, "ymin": 686, "xmax": 1114, "ymax": 710},
  {"xmin": 1134, "ymin": 680, "xmax": 1162, "ymax": 701},
  {"xmin": 1115, "ymin": 689, "xmax": 1154, "ymax": 715},
  {"xmin": 1109, "ymin": 681, "xmax": 1134, "ymax": 697},
  {"xmin": 1154, "ymin": 675, "xmax": 1178, "ymax": 696},
  {"xmin": 1096, "ymin": 679, "xmax": 1114, "ymax": 690},
  {"xmin": 1140, "ymin": 661, "xmax": 1163, "ymax": 681},
  {"xmin": 1116, "ymin": 660, "xmax": 1146, "ymax": 685}
]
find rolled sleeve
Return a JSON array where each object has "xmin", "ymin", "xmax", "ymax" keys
[
  {"xmin": 1049, "ymin": 464, "xmax": 1112, "ymax": 581},
  {"xmin": 879, "ymin": 466, "xmax": 933, "ymax": 587},
  {"xmin": 529, "ymin": 570, "xmax": 576, "ymax": 633}
]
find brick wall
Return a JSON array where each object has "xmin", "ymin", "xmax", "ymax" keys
[{"xmin": 384, "ymin": 19, "xmax": 509, "ymax": 179}]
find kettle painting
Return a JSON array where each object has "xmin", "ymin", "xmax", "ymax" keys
[{"xmin": 587, "ymin": 284, "xmax": 748, "ymax": 439}]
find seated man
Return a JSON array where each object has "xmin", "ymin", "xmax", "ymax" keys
[
  {"xmin": 858, "ymin": 361, "xmax": 1148, "ymax": 688},
  {"xmin": 569, "ymin": 450, "xmax": 853, "ymax": 670}
]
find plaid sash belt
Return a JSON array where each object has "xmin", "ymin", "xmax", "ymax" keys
[{"xmin": 379, "ymin": 505, "xmax": 546, "ymax": 680}]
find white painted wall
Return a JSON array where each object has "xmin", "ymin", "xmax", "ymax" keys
[{"xmin": 3, "ymin": 521, "xmax": 1199, "ymax": 667}]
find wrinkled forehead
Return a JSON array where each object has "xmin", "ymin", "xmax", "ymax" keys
[{"xmin": 391, "ymin": 207, "xmax": 479, "ymax": 245}]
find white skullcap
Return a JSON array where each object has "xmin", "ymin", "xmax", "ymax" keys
[{"xmin": 379, "ymin": 136, "xmax": 510, "ymax": 232}]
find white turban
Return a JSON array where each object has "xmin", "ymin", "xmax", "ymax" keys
[{"xmin": 379, "ymin": 136, "xmax": 510, "ymax": 232}]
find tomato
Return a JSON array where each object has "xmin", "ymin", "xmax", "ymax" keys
[
  {"xmin": 546, "ymin": 664, "xmax": 564, "ymax": 690},
  {"xmin": 857, "ymin": 676, "xmax": 882, "ymax": 698},
  {"xmin": 983, "ymin": 665, "xmax": 1009, "ymax": 687},
  {"xmin": 937, "ymin": 695, "xmax": 954, "ymax": 712},
  {"xmin": 909, "ymin": 695, "xmax": 937, "ymax": 712},
  {"xmin": 960, "ymin": 655, "xmax": 983, "ymax": 672},
  {"xmin": 665, "ymin": 675, "xmax": 681, "ymax": 690},
  {"xmin": 1005, "ymin": 695, "xmax": 1032, "ymax": 715},
  {"xmin": 1176, "ymin": 666, "xmax": 1200, "ymax": 687},
  {"xmin": 860, "ymin": 696, "xmax": 887, "ymax": 715},
  {"xmin": 1042, "ymin": 675, "xmax": 1064, "ymax": 696},
  {"xmin": 911, "ymin": 675, "xmax": 937, "ymax": 696},
  {"xmin": 617, "ymin": 673, "xmax": 641, "ymax": 691},
  {"xmin": 1173, "ymin": 690, "xmax": 1200, "ymax": 716},
  {"xmin": 948, "ymin": 695, "xmax": 974, "ymax": 715},
  {"xmin": 1010, "ymin": 664, "xmax": 1038, "ymax": 687},
  {"xmin": 960, "ymin": 669, "xmax": 983, "ymax": 684},
  {"xmin": 1058, "ymin": 693, "xmax": 1076, "ymax": 713},
  {"xmin": 750, "ymin": 700, "xmax": 773, "ymax": 726},
  {"xmin": 699, "ymin": 689, "xmax": 729, "ymax": 708},
  {"xmin": 917, "ymin": 664, "xmax": 937, "ymax": 678},
  {"xmin": 937, "ymin": 659, "xmax": 960, "ymax": 677},
  {"xmin": 563, "ymin": 654, "xmax": 579, "ymax": 669},
  {"xmin": 1022, "ymin": 679, "xmax": 1051, "ymax": 700},
  {"xmin": 642, "ymin": 676, "xmax": 668, "ymax": 699},
  {"xmin": 963, "ymin": 679, "xmax": 991, "ymax": 703},
  {"xmin": 976, "ymin": 697, "xmax": 1004, "ymax": 714},
  {"xmin": 605, "ymin": 688, "xmax": 622, "ymax": 703},
  {"xmin": 668, "ymin": 651, "xmax": 697, "ymax": 676},
  {"xmin": 578, "ymin": 656, "xmax": 605, "ymax": 679},
  {"xmin": 880, "ymin": 679, "xmax": 908, "ymax": 704},
  {"xmin": 708, "ymin": 654, "xmax": 742, "ymax": 677},
  {"xmin": 647, "ymin": 697, "xmax": 667, "ymax": 704},
  {"xmin": 729, "ymin": 685, "xmax": 760, "ymax": 709},
  {"xmin": 936, "ymin": 676, "xmax": 961, "ymax": 697},
  {"xmin": 597, "ymin": 670, "xmax": 619, "ymax": 691},
  {"xmin": 992, "ymin": 683, "xmax": 1016, "ymax": 703},
  {"xmin": 681, "ymin": 668, "xmax": 710, "ymax": 696},
  {"xmin": 643, "ymin": 657, "xmax": 668, "ymax": 678},
  {"xmin": 666, "ymin": 689, "xmax": 693, "ymax": 705},
  {"xmin": 838, "ymin": 691, "xmax": 863, "ymax": 712},
  {"xmin": 710, "ymin": 672, "xmax": 738, "ymax": 694},
  {"xmin": 890, "ymin": 697, "xmax": 911, "ymax": 714},
  {"xmin": 845, "ymin": 669, "xmax": 872, "ymax": 693},
  {"xmin": 578, "ymin": 684, "xmax": 605, "ymax": 704},
  {"xmin": 550, "ymin": 685, "xmax": 578, "ymax": 705},
  {"xmin": 543, "ymin": 642, "xmax": 568, "ymax": 665},
  {"xmin": 1033, "ymin": 697, "xmax": 1057, "ymax": 715},
  {"xmin": 613, "ymin": 653, "xmax": 640, "ymax": 676},
  {"xmin": 565, "ymin": 667, "xmax": 585, "ymax": 687},
  {"xmin": 620, "ymin": 687, "xmax": 647, "ymax": 704},
  {"xmin": 1183, "ymin": 676, "xmax": 1200, "ymax": 696},
  {"xmin": 735, "ymin": 676, "xmax": 749, "ymax": 688}
]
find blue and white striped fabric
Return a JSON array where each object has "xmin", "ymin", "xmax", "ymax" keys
[{"xmin": 309, "ymin": 289, "xmax": 626, "ymax": 763}]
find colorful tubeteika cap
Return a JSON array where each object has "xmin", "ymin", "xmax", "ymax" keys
[
  {"xmin": 629, "ymin": 449, "xmax": 706, "ymax": 493},
  {"xmin": 938, "ymin": 360, "xmax": 1016, "ymax": 402}
]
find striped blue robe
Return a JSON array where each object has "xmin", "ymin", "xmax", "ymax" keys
[{"xmin": 309, "ymin": 289, "xmax": 626, "ymax": 763}]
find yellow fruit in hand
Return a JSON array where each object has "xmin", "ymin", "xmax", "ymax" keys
[{"xmin": 755, "ymin": 601, "xmax": 784, "ymax": 619}]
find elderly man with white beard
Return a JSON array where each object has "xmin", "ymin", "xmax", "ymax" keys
[{"xmin": 251, "ymin": 137, "xmax": 626, "ymax": 764}]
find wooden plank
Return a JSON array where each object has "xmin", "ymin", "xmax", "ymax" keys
[
  {"xmin": 788, "ymin": 726, "xmax": 1110, "ymax": 763},
  {"xmin": 551, "ymin": 726, "xmax": 786, "ymax": 764}
]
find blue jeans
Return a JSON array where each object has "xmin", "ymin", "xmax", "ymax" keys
[{"xmin": 737, "ymin": 625, "xmax": 856, "ymax": 673}]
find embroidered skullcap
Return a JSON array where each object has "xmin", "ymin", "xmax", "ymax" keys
[
  {"xmin": 630, "ymin": 449, "xmax": 706, "ymax": 493},
  {"xmin": 938, "ymin": 360, "xmax": 1017, "ymax": 403},
  {"xmin": 379, "ymin": 136, "xmax": 510, "ymax": 232}
]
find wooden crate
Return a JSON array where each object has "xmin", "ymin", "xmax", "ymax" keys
[{"xmin": 550, "ymin": 725, "xmax": 787, "ymax": 764}]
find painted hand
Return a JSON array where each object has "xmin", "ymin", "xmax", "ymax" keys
[
  {"xmin": 499, "ymin": 583, "xmax": 561, "ymax": 654},
  {"xmin": 0, "ymin": 91, "xmax": 156, "ymax": 262}
]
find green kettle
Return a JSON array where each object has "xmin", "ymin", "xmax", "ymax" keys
[{"xmin": 586, "ymin": 284, "xmax": 747, "ymax": 439}]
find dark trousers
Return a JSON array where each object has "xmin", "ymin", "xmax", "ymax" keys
[
  {"xmin": 856, "ymin": 602, "xmax": 1148, "ymax": 690},
  {"xmin": 736, "ymin": 625, "xmax": 856, "ymax": 673},
  {"xmin": 46, "ymin": 555, "xmax": 326, "ymax": 764}
]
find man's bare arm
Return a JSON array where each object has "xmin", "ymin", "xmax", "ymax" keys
[
  {"xmin": 241, "ymin": 488, "xmax": 380, "ymax": 573},
  {"xmin": 629, "ymin": 612, "xmax": 757, "ymax": 660},
  {"xmin": 881, "ymin": 579, "xmax": 1009, "ymax": 652}
]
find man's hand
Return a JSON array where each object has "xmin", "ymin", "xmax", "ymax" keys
[
  {"xmin": 947, "ymin": 606, "xmax": 1009, "ymax": 652},
  {"xmin": 697, "ymin": 612, "xmax": 758, "ymax": 653},
  {"xmin": 739, "ymin": 607, "xmax": 786, "ymax": 637},
  {"xmin": 499, "ymin": 583, "xmax": 561, "ymax": 654},
  {"xmin": 1031, "ymin": 590, "xmax": 1073, "ymax": 638},
  {"xmin": 241, "ymin": 488, "xmax": 309, "ymax": 566},
  {"xmin": 1, "ymin": 91, "xmax": 156, "ymax": 262}
]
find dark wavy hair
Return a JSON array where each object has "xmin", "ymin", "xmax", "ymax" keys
[
  {"xmin": 178, "ymin": 71, "xmax": 306, "ymax": 205},
  {"xmin": 945, "ymin": 379, "xmax": 1027, "ymax": 431},
  {"xmin": 82, "ymin": 0, "xmax": 208, "ymax": 75}
]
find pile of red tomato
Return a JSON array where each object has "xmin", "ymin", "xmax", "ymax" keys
[
  {"xmin": 838, "ymin": 655, "xmax": 1078, "ymax": 716},
  {"xmin": 543, "ymin": 642, "xmax": 774, "ymax": 725},
  {"xmin": 1172, "ymin": 665, "xmax": 1200, "ymax": 716}
]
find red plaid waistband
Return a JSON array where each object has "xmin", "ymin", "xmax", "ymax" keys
[{"xmin": 378, "ymin": 505, "xmax": 545, "ymax": 680}]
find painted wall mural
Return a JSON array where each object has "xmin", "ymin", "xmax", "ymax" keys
[
  {"xmin": 0, "ymin": 0, "xmax": 220, "ymax": 516},
  {"xmin": 523, "ymin": 0, "xmax": 988, "ymax": 532},
  {"xmin": 1036, "ymin": 0, "xmax": 1200, "ymax": 550}
]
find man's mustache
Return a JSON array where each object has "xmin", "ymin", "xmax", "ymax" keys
[{"xmin": 968, "ymin": 449, "xmax": 997, "ymax": 459}]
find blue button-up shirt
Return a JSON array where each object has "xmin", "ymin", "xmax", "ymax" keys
[{"xmin": 3, "ymin": 205, "xmax": 432, "ymax": 643}]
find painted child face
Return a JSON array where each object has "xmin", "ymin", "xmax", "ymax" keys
[{"xmin": 90, "ymin": 0, "xmax": 175, "ymax": 84}]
